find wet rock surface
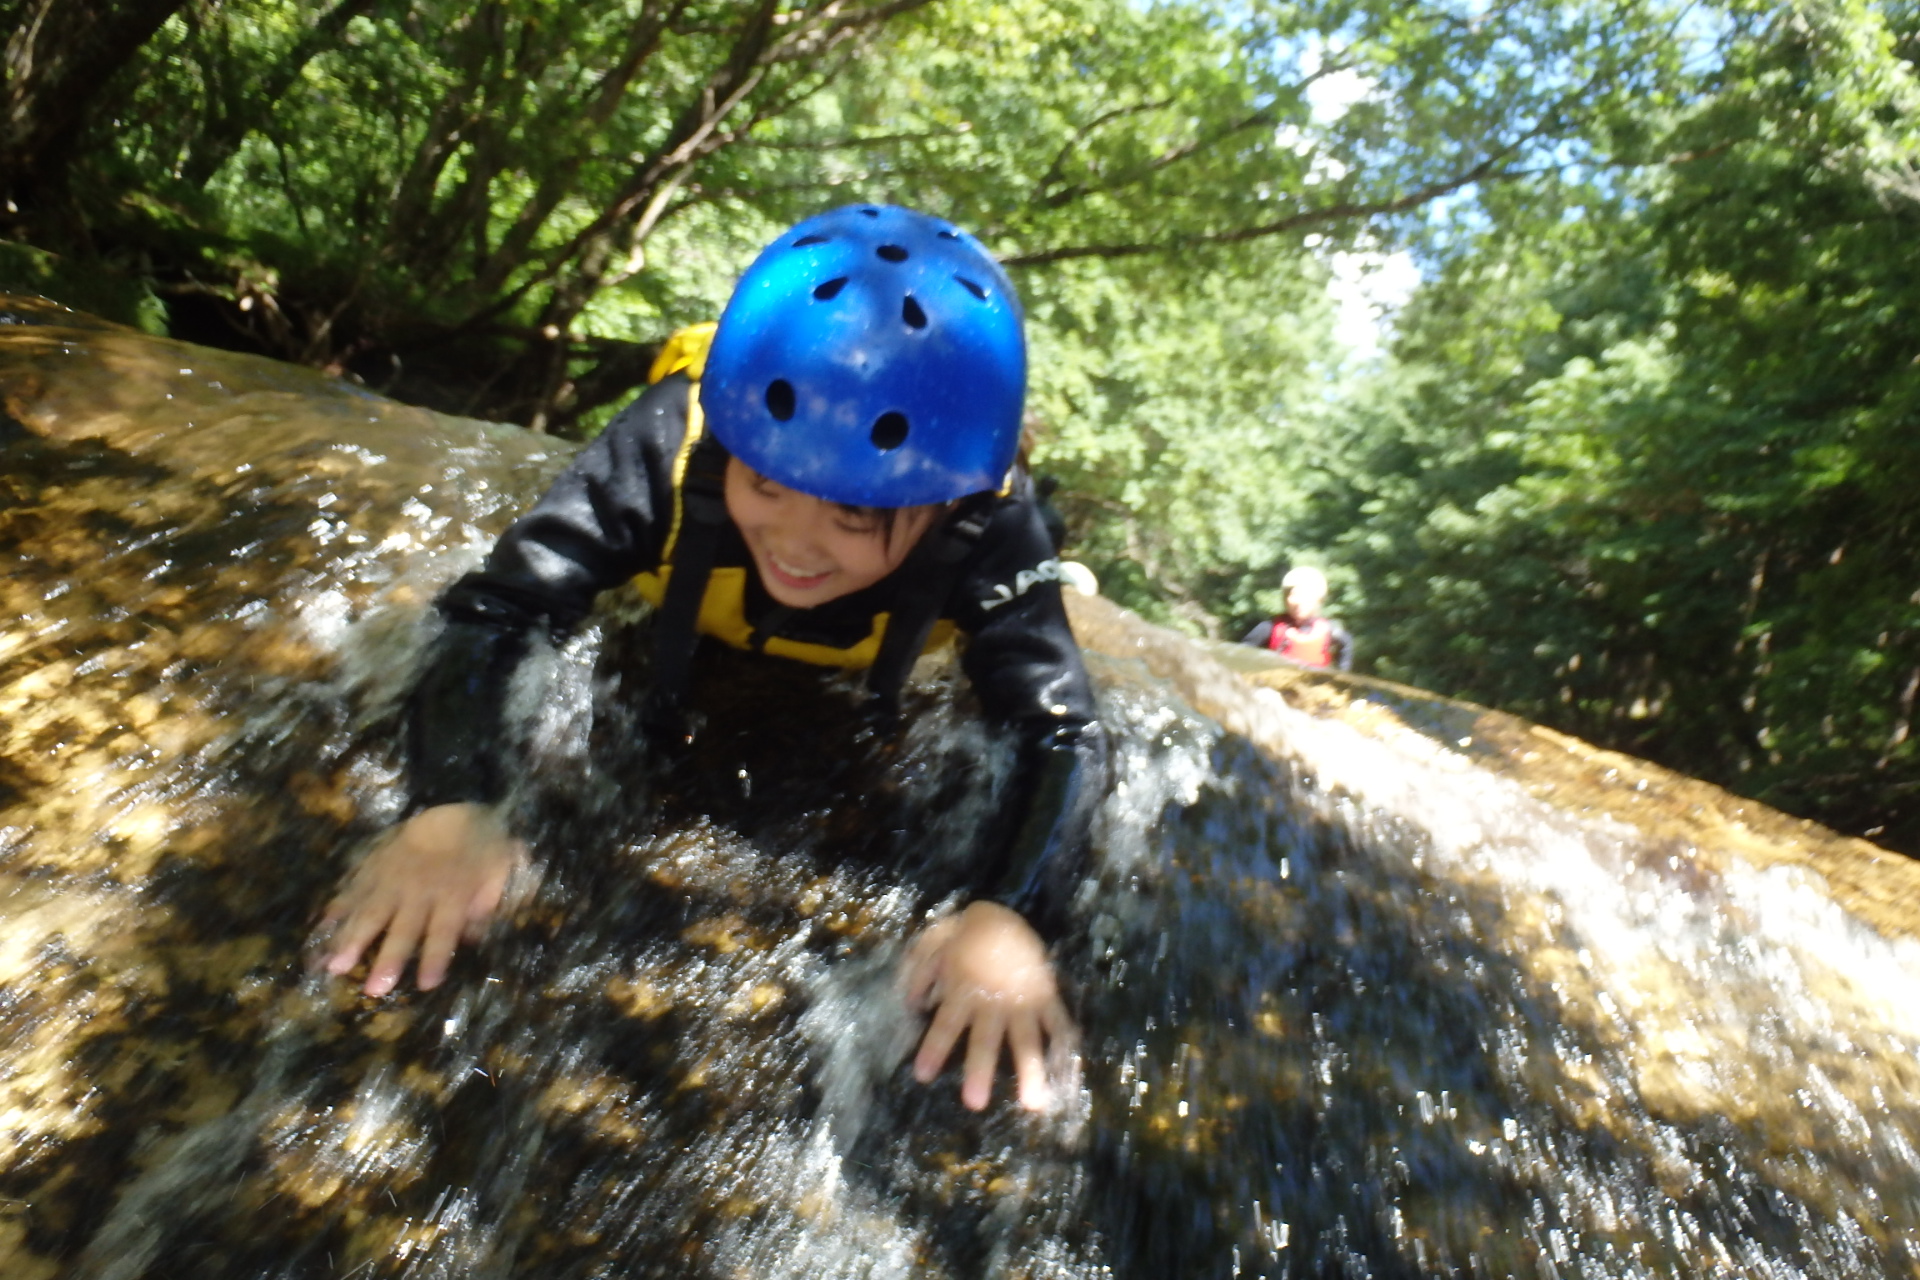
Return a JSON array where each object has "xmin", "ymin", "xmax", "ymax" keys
[{"xmin": 5, "ymin": 303, "xmax": 1920, "ymax": 1278}]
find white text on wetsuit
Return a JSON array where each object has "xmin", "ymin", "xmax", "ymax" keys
[{"xmin": 979, "ymin": 558, "xmax": 1063, "ymax": 612}]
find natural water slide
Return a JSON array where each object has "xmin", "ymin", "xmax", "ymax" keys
[{"xmin": 3, "ymin": 297, "xmax": 1919, "ymax": 1278}]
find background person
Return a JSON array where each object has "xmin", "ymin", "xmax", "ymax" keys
[{"xmin": 1240, "ymin": 565, "xmax": 1353, "ymax": 670}]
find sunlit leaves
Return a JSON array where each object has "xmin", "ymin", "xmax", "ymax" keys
[{"xmin": 1304, "ymin": 0, "xmax": 1920, "ymax": 847}]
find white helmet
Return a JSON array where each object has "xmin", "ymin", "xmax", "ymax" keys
[{"xmin": 1281, "ymin": 566, "xmax": 1328, "ymax": 595}]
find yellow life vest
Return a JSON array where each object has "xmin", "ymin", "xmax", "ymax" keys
[{"xmin": 629, "ymin": 323, "xmax": 957, "ymax": 670}]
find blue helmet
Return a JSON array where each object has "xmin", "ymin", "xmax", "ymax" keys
[{"xmin": 700, "ymin": 204, "xmax": 1026, "ymax": 509}]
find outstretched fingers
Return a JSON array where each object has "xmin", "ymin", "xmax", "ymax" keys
[
  {"xmin": 961, "ymin": 1004, "xmax": 1009, "ymax": 1111},
  {"xmin": 899, "ymin": 918, "xmax": 955, "ymax": 1011},
  {"xmin": 363, "ymin": 898, "xmax": 429, "ymax": 997},
  {"xmin": 1040, "ymin": 998, "xmax": 1080, "ymax": 1055},
  {"xmin": 1007, "ymin": 1010, "xmax": 1050, "ymax": 1111},
  {"xmin": 417, "ymin": 896, "xmax": 469, "ymax": 991},
  {"xmin": 324, "ymin": 884, "xmax": 396, "ymax": 979},
  {"xmin": 901, "ymin": 901, "xmax": 1081, "ymax": 1110},
  {"xmin": 913, "ymin": 992, "xmax": 973, "ymax": 1084}
]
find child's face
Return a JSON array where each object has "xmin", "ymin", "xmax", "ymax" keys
[{"xmin": 723, "ymin": 459, "xmax": 939, "ymax": 608}]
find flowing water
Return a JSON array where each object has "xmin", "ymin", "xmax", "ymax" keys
[{"xmin": 5, "ymin": 296, "xmax": 1920, "ymax": 1279}]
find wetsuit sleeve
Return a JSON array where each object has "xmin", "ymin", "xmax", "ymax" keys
[
  {"xmin": 1331, "ymin": 622, "xmax": 1355, "ymax": 672},
  {"xmin": 407, "ymin": 377, "xmax": 689, "ymax": 812},
  {"xmin": 950, "ymin": 496, "xmax": 1108, "ymax": 939},
  {"xmin": 1240, "ymin": 619, "xmax": 1275, "ymax": 648}
]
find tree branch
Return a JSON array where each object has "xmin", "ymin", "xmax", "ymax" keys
[
  {"xmin": 1002, "ymin": 59, "xmax": 1623, "ymax": 267},
  {"xmin": 463, "ymin": 0, "xmax": 925, "ymax": 333},
  {"xmin": 748, "ymin": 125, "xmax": 972, "ymax": 151},
  {"xmin": 1000, "ymin": 148, "xmax": 1520, "ymax": 267},
  {"xmin": 1027, "ymin": 50, "xmax": 1365, "ymax": 214},
  {"xmin": 1029, "ymin": 98, "xmax": 1175, "ymax": 207},
  {"xmin": 470, "ymin": 0, "xmax": 689, "ymax": 295}
]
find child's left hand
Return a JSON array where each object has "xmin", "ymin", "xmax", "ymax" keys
[{"xmin": 902, "ymin": 900, "xmax": 1077, "ymax": 1112}]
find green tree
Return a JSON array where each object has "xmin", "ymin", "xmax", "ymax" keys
[
  {"xmin": 0, "ymin": 0, "xmax": 190, "ymax": 214},
  {"xmin": 6, "ymin": 0, "xmax": 1699, "ymax": 435},
  {"xmin": 1307, "ymin": 0, "xmax": 1920, "ymax": 848}
]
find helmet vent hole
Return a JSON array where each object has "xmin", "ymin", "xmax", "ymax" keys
[
  {"xmin": 858, "ymin": 207, "xmax": 880, "ymax": 218},
  {"xmin": 876, "ymin": 244, "xmax": 909, "ymax": 263},
  {"xmin": 954, "ymin": 275, "xmax": 988, "ymax": 301},
  {"xmin": 812, "ymin": 277, "xmax": 848, "ymax": 301},
  {"xmin": 765, "ymin": 380, "xmax": 796, "ymax": 421},
  {"xmin": 871, "ymin": 411, "xmax": 909, "ymax": 451},
  {"xmin": 901, "ymin": 295, "xmax": 927, "ymax": 329},
  {"xmin": 937, "ymin": 229, "xmax": 959, "ymax": 239},
  {"xmin": 792, "ymin": 234, "xmax": 829, "ymax": 247}
]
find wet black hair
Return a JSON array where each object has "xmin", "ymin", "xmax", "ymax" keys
[{"xmin": 833, "ymin": 500, "xmax": 950, "ymax": 550}]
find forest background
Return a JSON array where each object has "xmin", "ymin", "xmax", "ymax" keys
[{"xmin": 5, "ymin": 0, "xmax": 1919, "ymax": 853}]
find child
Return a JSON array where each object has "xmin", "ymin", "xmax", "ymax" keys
[{"xmin": 322, "ymin": 205, "xmax": 1106, "ymax": 1113}]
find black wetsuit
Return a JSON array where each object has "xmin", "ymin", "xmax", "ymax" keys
[{"xmin": 407, "ymin": 374, "xmax": 1106, "ymax": 932}]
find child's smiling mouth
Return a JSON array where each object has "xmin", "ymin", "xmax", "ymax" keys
[{"xmin": 764, "ymin": 551, "xmax": 833, "ymax": 591}]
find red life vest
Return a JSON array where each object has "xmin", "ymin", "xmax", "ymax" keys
[{"xmin": 1267, "ymin": 615, "xmax": 1334, "ymax": 668}]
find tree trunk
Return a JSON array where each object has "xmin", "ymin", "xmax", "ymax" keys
[{"xmin": 1, "ymin": 0, "xmax": 188, "ymax": 234}]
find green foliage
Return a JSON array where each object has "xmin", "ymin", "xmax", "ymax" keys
[
  {"xmin": 1304, "ymin": 0, "xmax": 1920, "ymax": 848},
  {"xmin": 9, "ymin": 0, "xmax": 1695, "ymax": 421},
  {"xmin": 38, "ymin": 0, "xmax": 945, "ymax": 424},
  {"xmin": 1020, "ymin": 245, "xmax": 1335, "ymax": 632},
  {"xmin": 816, "ymin": 0, "xmax": 1696, "ymax": 261}
]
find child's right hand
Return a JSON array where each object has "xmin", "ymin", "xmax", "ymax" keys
[{"xmin": 320, "ymin": 803, "xmax": 525, "ymax": 996}]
